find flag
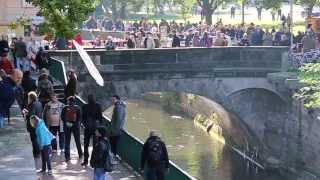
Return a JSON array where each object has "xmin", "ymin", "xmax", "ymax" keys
[{"xmin": 73, "ymin": 40, "xmax": 104, "ymax": 87}]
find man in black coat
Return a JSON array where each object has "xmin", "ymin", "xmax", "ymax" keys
[
  {"xmin": 81, "ymin": 94, "xmax": 103, "ymax": 166},
  {"xmin": 140, "ymin": 131, "xmax": 169, "ymax": 180}
]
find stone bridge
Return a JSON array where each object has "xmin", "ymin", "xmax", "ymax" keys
[{"xmin": 49, "ymin": 47, "xmax": 320, "ymax": 179}]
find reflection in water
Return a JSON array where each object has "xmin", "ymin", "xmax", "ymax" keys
[{"xmin": 105, "ymin": 100, "xmax": 285, "ymax": 180}]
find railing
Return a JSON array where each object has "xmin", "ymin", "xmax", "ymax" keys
[{"xmin": 49, "ymin": 57, "xmax": 196, "ymax": 180}]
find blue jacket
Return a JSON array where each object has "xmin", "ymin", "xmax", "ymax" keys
[
  {"xmin": 0, "ymin": 77, "xmax": 16, "ymax": 115},
  {"xmin": 35, "ymin": 119, "xmax": 55, "ymax": 149}
]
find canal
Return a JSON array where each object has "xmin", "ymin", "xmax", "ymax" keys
[{"xmin": 105, "ymin": 99, "xmax": 286, "ymax": 180}]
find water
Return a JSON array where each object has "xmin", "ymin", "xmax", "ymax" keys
[{"xmin": 105, "ymin": 100, "xmax": 286, "ymax": 180}]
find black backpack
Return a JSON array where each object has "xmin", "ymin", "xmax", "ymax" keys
[
  {"xmin": 104, "ymin": 139, "xmax": 113, "ymax": 172},
  {"xmin": 147, "ymin": 138, "xmax": 163, "ymax": 167}
]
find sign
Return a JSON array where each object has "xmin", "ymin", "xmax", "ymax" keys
[
  {"xmin": 31, "ymin": 16, "xmax": 44, "ymax": 25},
  {"xmin": 22, "ymin": 0, "xmax": 33, "ymax": 8}
]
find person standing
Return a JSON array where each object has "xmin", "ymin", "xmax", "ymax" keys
[
  {"xmin": 90, "ymin": 127, "xmax": 112, "ymax": 180},
  {"xmin": 43, "ymin": 94, "xmax": 65, "ymax": 153},
  {"xmin": 37, "ymin": 73, "xmax": 54, "ymax": 108},
  {"xmin": 64, "ymin": 71, "xmax": 77, "ymax": 101},
  {"xmin": 110, "ymin": 95, "xmax": 126, "ymax": 162},
  {"xmin": 140, "ymin": 131, "xmax": 169, "ymax": 180},
  {"xmin": 30, "ymin": 115, "xmax": 55, "ymax": 175},
  {"xmin": 23, "ymin": 91, "xmax": 42, "ymax": 158},
  {"xmin": 0, "ymin": 69, "xmax": 23, "ymax": 128},
  {"xmin": 171, "ymin": 31, "xmax": 181, "ymax": 47},
  {"xmin": 21, "ymin": 71, "xmax": 37, "ymax": 108},
  {"xmin": 81, "ymin": 94, "xmax": 103, "ymax": 166},
  {"xmin": 14, "ymin": 37, "xmax": 28, "ymax": 71},
  {"xmin": 61, "ymin": 96, "xmax": 83, "ymax": 162}
]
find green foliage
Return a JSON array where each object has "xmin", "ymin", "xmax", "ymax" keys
[
  {"xmin": 179, "ymin": 0, "xmax": 197, "ymax": 22},
  {"xmin": 295, "ymin": 0, "xmax": 320, "ymax": 6},
  {"xmin": 30, "ymin": 0, "xmax": 100, "ymax": 39},
  {"xmin": 296, "ymin": 63, "xmax": 320, "ymax": 108}
]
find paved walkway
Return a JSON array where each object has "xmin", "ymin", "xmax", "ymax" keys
[{"xmin": 0, "ymin": 104, "xmax": 141, "ymax": 180}]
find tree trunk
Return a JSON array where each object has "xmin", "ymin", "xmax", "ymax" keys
[
  {"xmin": 111, "ymin": 0, "xmax": 118, "ymax": 22},
  {"xmin": 119, "ymin": 2, "xmax": 126, "ymax": 19},
  {"xmin": 242, "ymin": 1, "xmax": 245, "ymax": 24},
  {"xmin": 307, "ymin": 4, "xmax": 314, "ymax": 17},
  {"xmin": 205, "ymin": 10, "xmax": 213, "ymax": 25}
]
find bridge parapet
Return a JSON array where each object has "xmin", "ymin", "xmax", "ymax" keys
[{"xmin": 48, "ymin": 47, "xmax": 289, "ymax": 80}]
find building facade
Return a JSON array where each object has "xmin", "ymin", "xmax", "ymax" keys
[{"xmin": 0, "ymin": 0, "xmax": 39, "ymax": 37}]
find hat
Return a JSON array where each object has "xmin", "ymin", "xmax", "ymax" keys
[{"xmin": 40, "ymin": 68, "xmax": 49, "ymax": 75}]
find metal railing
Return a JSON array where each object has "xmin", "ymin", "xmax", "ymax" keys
[{"xmin": 49, "ymin": 57, "xmax": 196, "ymax": 180}]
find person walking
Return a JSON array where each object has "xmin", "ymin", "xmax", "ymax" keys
[
  {"xmin": 81, "ymin": 94, "xmax": 103, "ymax": 166},
  {"xmin": 110, "ymin": 95, "xmax": 126, "ymax": 162},
  {"xmin": 90, "ymin": 127, "xmax": 112, "ymax": 180},
  {"xmin": 140, "ymin": 131, "xmax": 170, "ymax": 180},
  {"xmin": 14, "ymin": 37, "xmax": 29, "ymax": 71},
  {"xmin": 23, "ymin": 91, "xmax": 42, "ymax": 159},
  {"xmin": 43, "ymin": 94, "xmax": 65, "ymax": 153},
  {"xmin": 61, "ymin": 96, "xmax": 83, "ymax": 162},
  {"xmin": 0, "ymin": 69, "xmax": 23, "ymax": 128},
  {"xmin": 30, "ymin": 115, "xmax": 55, "ymax": 175}
]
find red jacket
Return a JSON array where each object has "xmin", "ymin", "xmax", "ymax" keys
[{"xmin": 0, "ymin": 57, "xmax": 13, "ymax": 74}]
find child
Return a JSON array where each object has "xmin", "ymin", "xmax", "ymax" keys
[
  {"xmin": 30, "ymin": 115, "xmax": 55, "ymax": 175},
  {"xmin": 90, "ymin": 127, "xmax": 112, "ymax": 180}
]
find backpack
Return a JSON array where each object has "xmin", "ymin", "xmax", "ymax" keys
[
  {"xmin": 147, "ymin": 138, "xmax": 163, "ymax": 166},
  {"xmin": 104, "ymin": 140, "xmax": 113, "ymax": 172},
  {"xmin": 65, "ymin": 106, "xmax": 77, "ymax": 123}
]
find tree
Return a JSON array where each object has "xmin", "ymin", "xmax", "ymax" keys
[
  {"xmin": 296, "ymin": 0, "xmax": 320, "ymax": 17},
  {"xmin": 179, "ymin": 0, "xmax": 197, "ymax": 22},
  {"xmin": 296, "ymin": 63, "xmax": 320, "ymax": 108},
  {"xmin": 197, "ymin": 0, "xmax": 232, "ymax": 25},
  {"xmin": 30, "ymin": 0, "xmax": 100, "ymax": 39}
]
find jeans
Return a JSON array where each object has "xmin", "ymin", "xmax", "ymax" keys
[
  {"xmin": 29, "ymin": 130, "xmax": 40, "ymax": 157},
  {"xmin": 64, "ymin": 125, "xmax": 83, "ymax": 160},
  {"xmin": 145, "ymin": 167, "xmax": 165, "ymax": 180},
  {"xmin": 0, "ymin": 113, "xmax": 4, "ymax": 128},
  {"xmin": 94, "ymin": 168, "xmax": 106, "ymax": 180},
  {"xmin": 41, "ymin": 145, "xmax": 52, "ymax": 171},
  {"xmin": 49, "ymin": 126, "xmax": 65, "ymax": 151},
  {"xmin": 16, "ymin": 57, "xmax": 30, "ymax": 71},
  {"xmin": 83, "ymin": 128, "xmax": 96, "ymax": 163},
  {"xmin": 109, "ymin": 135, "xmax": 120, "ymax": 156}
]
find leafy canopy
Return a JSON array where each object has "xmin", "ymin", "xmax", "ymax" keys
[
  {"xmin": 297, "ymin": 63, "xmax": 320, "ymax": 108},
  {"xmin": 30, "ymin": 0, "xmax": 100, "ymax": 39}
]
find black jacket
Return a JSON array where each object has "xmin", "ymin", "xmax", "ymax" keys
[
  {"xmin": 82, "ymin": 102, "xmax": 103, "ymax": 130},
  {"xmin": 172, "ymin": 35, "xmax": 180, "ymax": 47},
  {"xmin": 141, "ymin": 136, "xmax": 169, "ymax": 169},
  {"xmin": 64, "ymin": 78, "xmax": 77, "ymax": 99},
  {"xmin": 90, "ymin": 137, "xmax": 110, "ymax": 168}
]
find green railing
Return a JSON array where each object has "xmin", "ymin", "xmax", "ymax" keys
[{"xmin": 49, "ymin": 57, "xmax": 196, "ymax": 180}]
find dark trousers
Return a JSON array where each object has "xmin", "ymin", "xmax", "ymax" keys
[
  {"xmin": 41, "ymin": 145, "xmax": 52, "ymax": 171},
  {"xmin": 29, "ymin": 130, "xmax": 40, "ymax": 157},
  {"xmin": 145, "ymin": 167, "xmax": 165, "ymax": 180},
  {"xmin": 64, "ymin": 125, "xmax": 83, "ymax": 160},
  {"xmin": 109, "ymin": 135, "xmax": 120, "ymax": 156},
  {"xmin": 83, "ymin": 128, "xmax": 96, "ymax": 163},
  {"xmin": 49, "ymin": 126, "xmax": 65, "ymax": 151}
]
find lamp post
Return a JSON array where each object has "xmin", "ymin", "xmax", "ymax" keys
[{"xmin": 290, "ymin": 0, "xmax": 294, "ymax": 51}]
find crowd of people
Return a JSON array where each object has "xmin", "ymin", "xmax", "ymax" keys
[
  {"xmin": 0, "ymin": 39, "xmax": 170, "ymax": 180},
  {"xmin": 83, "ymin": 16, "xmax": 319, "ymax": 51}
]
